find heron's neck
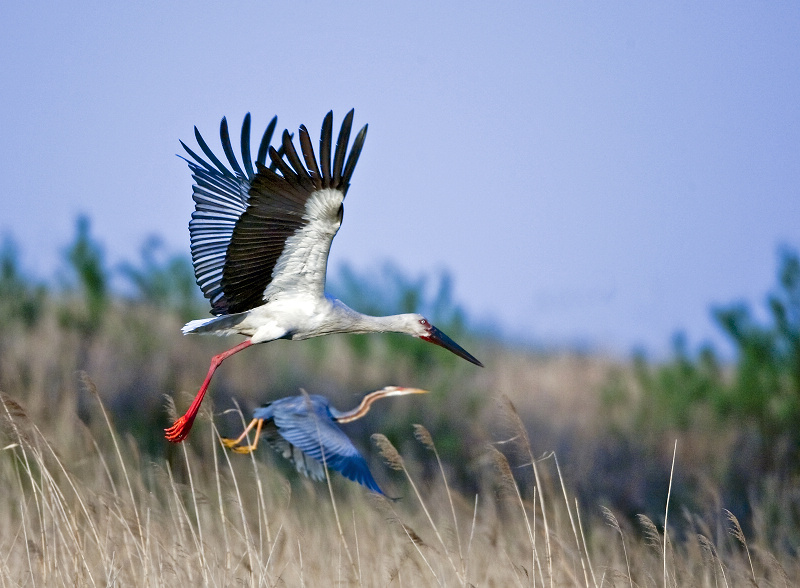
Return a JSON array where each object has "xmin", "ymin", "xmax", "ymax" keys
[{"xmin": 333, "ymin": 390, "xmax": 387, "ymax": 423}]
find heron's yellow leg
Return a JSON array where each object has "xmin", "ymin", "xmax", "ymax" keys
[
  {"xmin": 221, "ymin": 418, "xmax": 259, "ymax": 449},
  {"xmin": 230, "ymin": 419, "xmax": 264, "ymax": 454}
]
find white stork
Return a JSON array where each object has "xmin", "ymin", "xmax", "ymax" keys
[{"xmin": 165, "ymin": 110, "xmax": 483, "ymax": 443}]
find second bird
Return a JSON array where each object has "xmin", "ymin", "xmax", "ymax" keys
[
  {"xmin": 165, "ymin": 110, "xmax": 483, "ymax": 443},
  {"xmin": 222, "ymin": 386, "xmax": 429, "ymax": 494}
]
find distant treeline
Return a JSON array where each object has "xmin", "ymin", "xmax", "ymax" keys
[{"xmin": 604, "ymin": 247, "xmax": 800, "ymax": 462}]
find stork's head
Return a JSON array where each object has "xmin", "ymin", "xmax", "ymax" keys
[{"xmin": 410, "ymin": 315, "xmax": 484, "ymax": 367}]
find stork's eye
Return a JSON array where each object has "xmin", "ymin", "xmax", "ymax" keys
[{"xmin": 419, "ymin": 319, "xmax": 429, "ymax": 326}]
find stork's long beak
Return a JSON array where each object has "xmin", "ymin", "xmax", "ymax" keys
[{"xmin": 423, "ymin": 325, "xmax": 484, "ymax": 367}]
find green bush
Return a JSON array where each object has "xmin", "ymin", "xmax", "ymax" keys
[
  {"xmin": 713, "ymin": 248, "xmax": 800, "ymax": 441},
  {"xmin": 0, "ymin": 237, "xmax": 47, "ymax": 329},
  {"xmin": 607, "ymin": 247, "xmax": 800, "ymax": 470},
  {"xmin": 119, "ymin": 235, "xmax": 202, "ymax": 322},
  {"xmin": 58, "ymin": 216, "xmax": 109, "ymax": 337}
]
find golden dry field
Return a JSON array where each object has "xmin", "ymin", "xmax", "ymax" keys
[{"xmin": 1, "ymin": 296, "xmax": 798, "ymax": 586}]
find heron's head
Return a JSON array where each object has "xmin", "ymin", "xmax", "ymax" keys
[
  {"xmin": 335, "ymin": 385, "xmax": 430, "ymax": 423},
  {"xmin": 374, "ymin": 386, "xmax": 430, "ymax": 398},
  {"xmin": 408, "ymin": 314, "xmax": 484, "ymax": 367}
]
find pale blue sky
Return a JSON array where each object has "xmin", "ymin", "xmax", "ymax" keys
[{"xmin": 2, "ymin": 2, "xmax": 798, "ymax": 356}]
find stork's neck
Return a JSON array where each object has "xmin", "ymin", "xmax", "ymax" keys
[{"xmin": 327, "ymin": 300, "xmax": 416, "ymax": 336}]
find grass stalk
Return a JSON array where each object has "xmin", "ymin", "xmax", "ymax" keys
[
  {"xmin": 180, "ymin": 441, "xmax": 208, "ymax": 585},
  {"xmin": 491, "ymin": 446, "xmax": 536, "ymax": 586},
  {"xmin": 602, "ymin": 507, "xmax": 633, "ymax": 588},
  {"xmin": 664, "ymin": 440, "xmax": 677, "ymax": 588},
  {"xmin": 465, "ymin": 493, "xmax": 478, "ymax": 585},
  {"xmin": 575, "ymin": 498, "xmax": 597, "ymax": 588},
  {"xmin": 165, "ymin": 461, "xmax": 202, "ymax": 582},
  {"xmin": 82, "ymin": 373, "xmax": 145, "ymax": 563},
  {"xmin": 374, "ymin": 432, "xmax": 462, "ymax": 582},
  {"xmin": 414, "ymin": 424, "xmax": 464, "ymax": 573},
  {"xmin": 210, "ymin": 424, "xmax": 232, "ymax": 579},
  {"xmin": 218, "ymin": 428, "xmax": 259, "ymax": 581},
  {"xmin": 500, "ymin": 396, "xmax": 552, "ymax": 587},
  {"xmin": 554, "ymin": 454, "xmax": 591, "ymax": 588},
  {"xmin": 725, "ymin": 509, "xmax": 757, "ymax": 586}
]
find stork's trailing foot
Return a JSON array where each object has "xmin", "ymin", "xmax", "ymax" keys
[
  {"xmin": 221, "ymin": 418, "xmax": 264, "ymax": 454},
  {"xmin": 165, "ymin": 340, "xmax": 252, "ymax": 443},
  {"xmin": 164, "ymin": 415, "xmax": 195, "ymax": 443}
]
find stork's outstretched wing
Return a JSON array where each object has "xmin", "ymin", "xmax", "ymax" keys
[
  {"xmin": 181, "ymin": 114, "xmax": 283, "ymax": 315},
  {"xmin": 223, "ymin": 110, "xmax": 368, "ymax": 311},
  {"xmin": 182, "ymin": 110, "xmax": 367, "ymax": 316},
  {"xmin": 255, "ymin": 395, "xmax": 382, "ymax": 493}
]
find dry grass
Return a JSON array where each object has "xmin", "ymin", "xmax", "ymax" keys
[
  {"xmin": 1, "ymin": 377, "xmax": 797, "ymax": 587},
  {"xmin": 1, "ymin": 304, "xmax": 798, "ymax": 585}
]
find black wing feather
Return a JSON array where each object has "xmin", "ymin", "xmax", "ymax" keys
[
  {"xmin": 194, "ymin": 126, "xmax": 236, "ymax": 180},
  {"xmin": 256, "ymin": 116, "xmax": 278, "ymax": 168},
  {"xmin": 241, "ymin": 113, "xmax": 255, "ymax": 180},
  {"xmin": 298, "ymin": 125, "xmax": 322, "ymax": 190},
  {"xmin": 342, "ymin": 124, "xmax": 368, "ymax": 187},
  {"xmin": 220, "ymin": 117, "xmax": 246, "ymax": 178},
  {"xmin": 281, "ymin": 130, "xmax": 317, "ymax": 192},
  {"xmin": 180, "ymin": 141, "xmax": 219, "ymax": 175},
  {"xmin": 319, "ymin": 112, "xmax": 333, "ymax": 187},
  {"xmin": 332, "ymin": 109, "xmax": 353, "ymax": 187}
]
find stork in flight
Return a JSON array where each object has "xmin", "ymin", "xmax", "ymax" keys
[
  {"xmin": 222, "ymin": 386, "xmax": 429, "ymax": 493},
  {"xmin": 165, "ymin": 110, "xmax": 483, "ymax": 443}
]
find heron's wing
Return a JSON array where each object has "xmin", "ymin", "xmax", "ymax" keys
[
  {"xmin": 254, "ymin": 402, "xmax": 325, "ymax": 480},
  {"xmin": 221, "ymin": 110, "xmax": 368, "ymax": 313},
  {"xmin": 182, "ymin": 114, "xmax": 282, "ymax": 315},
  {"xmin": 268, "ymin": 399, "xmax": 382, "ymax": 493},
  {"xmin": 260, "ymin": 420, "xmax": 327, "ymax": 482}
]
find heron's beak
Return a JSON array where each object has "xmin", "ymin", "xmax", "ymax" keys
[
  {"xmin": 423, "ymin": 325, "xmax": 484, "ymax": 367},
  {"xmin": 383, "ymin": 386, "xmax": 430, "ymax": 396}
]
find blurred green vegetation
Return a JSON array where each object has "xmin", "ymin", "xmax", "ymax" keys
[
  {"xmin": 601, "ymin": 248, "xmax": 800, "ymax": 529},
  {"xmin": 58, "ymin": 215, "xmax": 109, "ymax": 337},
  {"xmin": 0, "ymin": 237, "xmax": 47, "ymax": 329},
  {"xmin": 119, "ymin": 235, "xmax": 203, "ymax": 323},
  {"xmin": 713, "ymin": 248, "xmax": 800, "ymax": 439}
]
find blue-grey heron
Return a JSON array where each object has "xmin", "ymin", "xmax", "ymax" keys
[{"xmin": 221, "ymin": 386, "xmax": 428, "ymax": 493}]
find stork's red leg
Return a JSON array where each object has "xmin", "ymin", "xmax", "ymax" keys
[{"xmin": 165, "ymin": 339, "xmax": 253, "ymax": 442}]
